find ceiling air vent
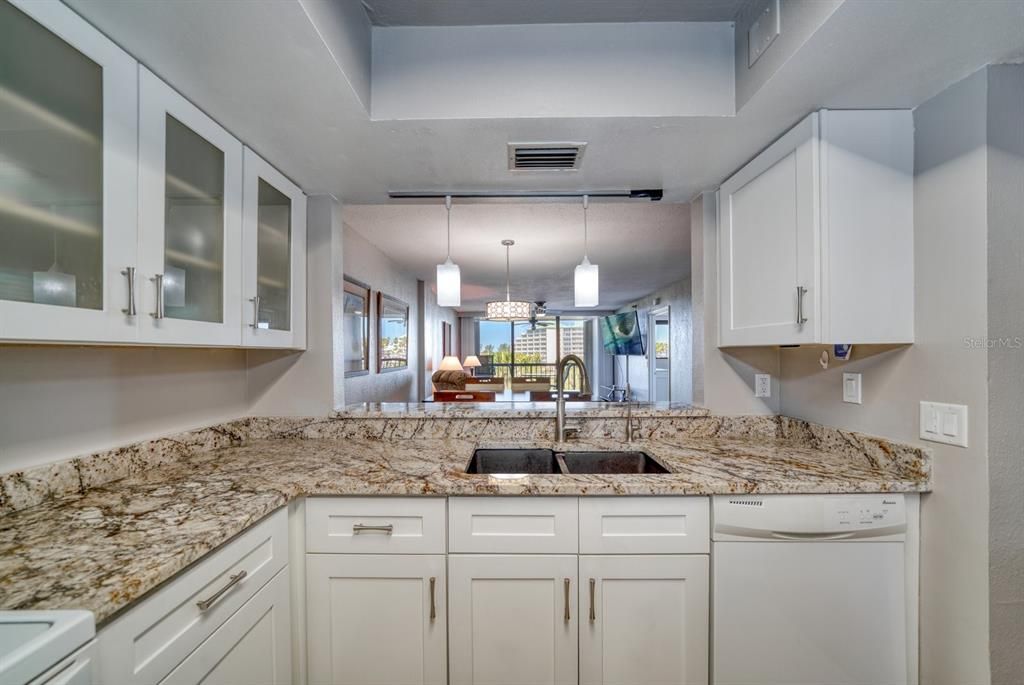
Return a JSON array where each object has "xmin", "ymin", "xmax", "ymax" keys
[{"xmin": 508, "ymin": 142, "xmax": 586, "ymax": 171}]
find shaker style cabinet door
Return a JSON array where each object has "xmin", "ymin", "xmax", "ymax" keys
[
  {"xmin": 137, "ymin": 66, "xmax": 242, "ymax": 346},
  {"xmin": 0, "ymin": 0, "xmax": 139, "ymax": 343},
  {"xmin": 579, "ymin": 555, "xmax": 709, "ymax": 685},
  {"xmin": 241, "ymin": 147, "xmax": 305, "ymax": 349},
  {"xmin": 718, "ymin": 112, "xmax": 819, "ymax": 347},
  {"xmin": 448, "ymin": 555, "xmax": 578, "ymax": 685},
  {"xmin": 306, "ymin": 554, "xmax": 447, "ymax": 685}
]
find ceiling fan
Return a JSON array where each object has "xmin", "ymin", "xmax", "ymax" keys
[{"xmin": 529, "ymin": 301, "xmax": 556, "ymax": 330}]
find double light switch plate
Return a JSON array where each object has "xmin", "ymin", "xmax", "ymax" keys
[{"xmin": 920, "ymin": 401, "xmax": 968, "ymax": 447}]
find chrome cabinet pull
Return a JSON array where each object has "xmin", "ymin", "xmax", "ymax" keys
[
  {"xmin": 196, "ymin": 570, "xmax": 246, "ymax": 612},
  {"xmin": 564, "ymin": 578, "xmax": 571, "ymax": 622},
  {"xmin": 121, "ymin": 267, "xmax": 136, "ymax": 316},
  {"xmin": 589, "ymin": 578, "xmax": 596, "ymax": 622},
  {"xmin": 249, "ymin": 295, "xmax": 261, "ymax": 329},
  {"xmin": 429, "ymin": 576, "xmax": 437, "ymax": 621},
  {"xmin": 796, "ymin": 286, "xmax": 808, "ymax": 325},
  {"xmin": 151, "ymin": 274, "xmax": 164, "ymax": 319},
  {"xmin": 352, "ymin": 523, "xmax": 394, "ymax": 534}
]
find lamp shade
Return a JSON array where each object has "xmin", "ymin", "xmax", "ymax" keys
[
  {"xmin": 439, "ymin": 355, "xmax": 463, "ymax": 371},
  {"xmin": 574, "ymin": 256, "xmax": 599, "ymax": 307},
  {"xmin": 462, "ymin": 355, "xmax": 481, "ymax": 368},
  {"xmin": 436, "ymin": 258, "xmax": 461, "ymax": 307}
]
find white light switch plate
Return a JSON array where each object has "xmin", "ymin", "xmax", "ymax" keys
[
  {"xmin": 754, "ymin": 374, "xmax": 771, "ymax": 398},
  {"xmin": 842, "ymin": 373, "xmax": 862, "ymax": 404},
  {"xmin": 920, "ymin": 401, "xmax": 968, "ymax": 447}
]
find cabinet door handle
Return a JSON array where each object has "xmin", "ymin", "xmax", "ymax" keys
[
  {"xmin": 150, "ymin": 274, "xmax": 164, "ymax": 319},
  {"xmin": 352, "ymin": 523, "xmax": 394, "ymax": 534},
  {"xmin": 121, "ymin": 267, "xmax": 136, "ymax": 316},
  {"xmin": 429, "ymin": 576, "xmax": 437, "ymax": 621},
  {"xmin": 564, "ymin": 578, "xmax": 571, "ymax": 622},
  {"xmin": 589, "ymin": 578, "xmax": 596, "ymax": 622},
  {"xmin": 796, "ymin": 286, "xmax": 808, "ymax": 325},
  {"xmin": 249, "ymin": 295, "xmax": 261, "ymax": 329},
  {"xmin": 196, "ymin": 570, "xmax": 246, "ymax": 612}
]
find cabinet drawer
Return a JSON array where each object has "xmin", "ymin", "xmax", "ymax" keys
[
  {"xmin": 97, "ymin": 508, "xmax": 288, "ymax": 685},
  {"xmin": 305, "ymin": 497, "xmax": 446, "ymax": 554},
  {"xmin": 579, "ymin": 497, "xmax": 709, "ymax": 554},
  {"xmin": 449, "ymin": 497, "xmax": 578, "ymax": 553}
]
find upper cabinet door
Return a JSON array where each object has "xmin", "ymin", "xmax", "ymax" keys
[
  {"xmin": 138, "ymin": 66, "xmax": 242, "ymax": 346},
  {"xmin": 241, "ymin": 147, "xmax": 305, "ymax": 349},
  {"xmin": 719, "ymin": 113, "xmax": 819, "ymax": 347},
  {"xmin": 0, "ymin": 0, "xmax": 138, "ymax": 343}
]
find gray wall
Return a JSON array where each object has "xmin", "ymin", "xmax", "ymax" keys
[
  {"xmin": 985, "ymin": 64, "xmax": 1024, "ymax": 685},
  {"xmin": 419, "ymin": 281, "xmax": 459, "ymax": 399},
  {"xmin": 778, "ymin": 68, "xmax": 994, "ymax": 685},
  {"xmin": 342, "ymin": 221, "xmax": 419, "ymax": 403}
]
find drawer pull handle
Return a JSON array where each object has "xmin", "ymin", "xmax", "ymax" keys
[
  {"xmin": 589, "ymin": 578, "xmax": 596, "ymax": 622},
  {"xmin": 196, "ymin": 570, "xmax": 247, "ymax": 612},
  {"xmin": 564, "ymin": 578, "xmax": 571, "ymax": 623},
  {"xmin": 429, "ymin": 576, "xmax": 437, "ymax": 621},
  {"xmin": 353, "ymin": 523, "xmax": 394, "ymax": 534}
]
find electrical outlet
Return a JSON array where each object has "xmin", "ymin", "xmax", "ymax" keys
[
  {"xmin": 920, "ymin": 401, "xmax": 968, "ymax": 447},
  {"xmin": 842, "ymin": 373, "xmax": 862, "ymax": 404},
  {"xmin": 754, "ymin": 374, "xmax": 771, "ymax": 398}
]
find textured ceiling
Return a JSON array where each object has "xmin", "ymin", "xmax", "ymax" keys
[{"xmin": 360, "ymin": 0, "xmax": 748, "ymax": 26}]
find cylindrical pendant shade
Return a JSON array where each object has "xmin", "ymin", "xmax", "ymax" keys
[
  {"xmin": 436, "ymin": 258, "xmax": 461, "ymax": 307},
  {"xmin": 485, "ymin": 299, "xmax": 532, "ymax": 321},
  {"xmin": 574, "ymin": 257, "xmax": 599, "ymax": 307}
]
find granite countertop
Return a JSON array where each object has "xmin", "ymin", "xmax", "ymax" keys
[
  {"xmin": 337, "ymin": 401, "xmax": 712, "ymax": 418},
  {"xmin": 0, "ymin": 434, "xmax": 929, "ymax": 626}
]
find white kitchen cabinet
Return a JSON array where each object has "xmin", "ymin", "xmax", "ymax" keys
[
  {"xmin": 718, "ymin": 109, "xmax": 914, "ymax": 347},
  {"xmin": 579, "ymin": 555, "xmax": 709, "ymax": 685},
  {"xmin": 0, "ymin": 0, "xmax": 139, "ymax": 344},
  {"xmin": 159, "ymin": 568, "xmax": 292, "ymax": 685},
  {"xmin": 448, "ymin": 554, "xmax": 578, "ymax": 685},
  {"xmin": 241, "ymin": 147, "xmax": 306, "ymax": 349},
  {"xmin": 137, "ymin": 65, "xmax": 243, "ymax": 346},
  {"xmin": 306, "ymin": 554, "xmax": 447, "ymax": 685}
]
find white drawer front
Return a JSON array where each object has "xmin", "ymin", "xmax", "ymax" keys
[
  {"xmin": 305, "ymin": 497, "xmax": 446, "ymax": 554},
  {"xmin": 449, "ymin": 497, "xmax": 579, "ymax": 553},
  {"xmin": 579, "ymin": 497, "xmax": 709, "ymax": 554},
  {"xmin": 97, "ymin": 508, "xmax": 288, "ymax": 685}
]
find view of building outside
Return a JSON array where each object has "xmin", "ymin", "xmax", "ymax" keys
[{"xmin": 476, "ymin": 318, "xmax": 588, "ymax": 390}]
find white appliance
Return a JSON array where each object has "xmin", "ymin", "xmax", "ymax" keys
[
  {"xmin": 0, "ymin": 611, "xmax": 95, "ymax": 685},
  {"xmin": 712, "ymin": 494, "xmax": 918, "ymax": 685}
]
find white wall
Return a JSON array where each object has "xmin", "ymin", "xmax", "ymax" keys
[
  {"xmin": 371, "ymin": 22, "xmax": 734, "ymax": 119},
  {"xmin": 419, "ymin": 281, "xmax": 459, "ymax": 398},
  {"xmin": 777, "ymin": 69, "xmax": 993, "ymax": 685},
  {"xmin": 690, "ymin": 192, "xmax": 780, "ymax": 413},
  {"xmin": 342, "ymin": 221, "xmax": 419, "ymax": 403},
  {"xmin": 298, "ymin": 0, "xmax": 372, "ymax": 111}
]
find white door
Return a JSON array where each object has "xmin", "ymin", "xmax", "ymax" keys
[
  {"xmin": 448, "ymin": 555, "xmax": 577, "ymax": 685},
  {"xmin": 718, "ymin": 113, "xmax": 819, "ymax": 347},
  {"xmin": 159, "ymin": 567, "xmax": 291, "ymax": 685},
  {"xmin": 0, "ymin": 0, "xmax": 139, "ymax": 343},
  {"xmin": 580, "ymin": 555, "xmax": 709, "ymax": 685},
  {"xmin": 241, "ymin": 147, "xmax": 306, "ymax": 349},
  {"xmin": 138, "ymin": 66, "xmax": 242, "ymax": 346},
  {"xmin": 306, "ymin": 554, "xmax": 447, "ymax": 685}
]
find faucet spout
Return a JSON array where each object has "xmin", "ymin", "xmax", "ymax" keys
[{"xmin": 555, "ymin": 354, "xmax": 591, "ymax": 443}]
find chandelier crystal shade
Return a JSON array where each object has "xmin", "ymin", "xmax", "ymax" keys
[
  {"xmin": 486, "ymin": 239, "xmax": 532, "ymax": 321},
  {"xmin": 574, "ymin": 194, "xmax": 600, "ymax": 307},
  {"xmin": 436, "ymin": 195, "xmax": 461, "ymax": 307}
]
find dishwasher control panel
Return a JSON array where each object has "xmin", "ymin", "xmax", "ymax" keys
[
  {"xmin": 713, "ymin": 494, "xmax": 908, "ymax": 541},
  {"xmin": 824, "ymin": 496, "xmax": 905, "ymax": 530}
]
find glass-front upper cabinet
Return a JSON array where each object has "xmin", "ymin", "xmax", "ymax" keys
[
  {"xmin": 241, "ymin": 148, "xmax": 306, "ymax": 349},
  {"xmin": 0, "ymin": 0, "xmax": 139, "ymax": 343},
  {"xmin": 137, "ymin": 66, "xmax": 242, "ymax": 346}
]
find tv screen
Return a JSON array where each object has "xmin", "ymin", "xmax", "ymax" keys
[{"xmin": 600, "ymin": 311, "xmax": 645, "ymax": 356}]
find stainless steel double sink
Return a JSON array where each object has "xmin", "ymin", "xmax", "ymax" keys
[{"xmin": 465, "ymin": 448, "xmax": 669, "ymax": 475}]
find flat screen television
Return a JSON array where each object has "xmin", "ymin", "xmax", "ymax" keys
[{"xmin": 600, "ymin": 311, "xmax": 645, "ymax": 356}]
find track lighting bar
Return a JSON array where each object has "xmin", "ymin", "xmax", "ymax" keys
[{"xmin": 388, "ymin": 188, "xmax": 663, "ymax": 201}]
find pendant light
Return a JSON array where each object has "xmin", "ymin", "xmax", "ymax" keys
[
  {"xmin": 574, "ymin": 194, "xmax": 599, "ymax": 307},
  {"xmin": 436, "ymin": 195, "xmax": 461, "ymax": 307},
  {"xmin": 486, "ymin": 239, "xmax": 532, "ymax": 320}
]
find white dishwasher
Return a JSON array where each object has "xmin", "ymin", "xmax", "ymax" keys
[{"xmin": 712, "ymin": 494, "xmax": 918, "ymax": 685}]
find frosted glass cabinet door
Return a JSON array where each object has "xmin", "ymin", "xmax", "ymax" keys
[
  {"xmin": 0, "ymin": 0, "xmax": 138, "ymax": 343},
  {"xmin": 241, "ymin": 147, "xmax": 306, "ymax": 349},
  {"xmin": 138, "ymin": 66, "xmax": 242, "ymax": 346}
]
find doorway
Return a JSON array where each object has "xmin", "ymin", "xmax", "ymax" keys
[{"xmin": 649, "ymin": 306, "xmax": 670, "ymax": 402}]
